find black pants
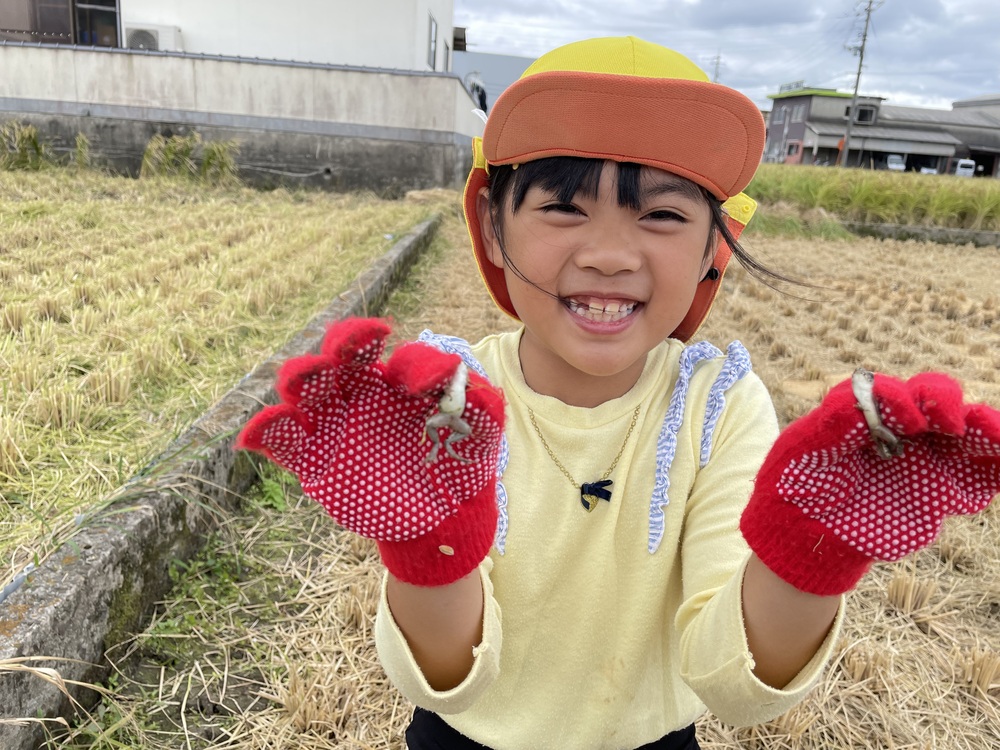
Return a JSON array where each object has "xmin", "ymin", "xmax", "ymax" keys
[{"xmin": 405, "ymin": 707, "xmax": 700, "ymax": 750}]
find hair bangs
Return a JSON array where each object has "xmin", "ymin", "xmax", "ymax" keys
[{"xmin": 503, "ymin": 158, "xmax": 672, "ymax": 214}]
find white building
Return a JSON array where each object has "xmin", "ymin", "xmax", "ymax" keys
[
  {"xmin": 2, "ymin": 0, "xmax": 457, "ymax": 72},
  {"xmin": 0, "ymin": 1, "xmax": 485, "ymax": 191}
]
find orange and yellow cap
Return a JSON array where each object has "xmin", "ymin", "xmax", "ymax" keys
[{"xmin": 463, "ymin": 36, "xmax": 765, "ymax": 341}]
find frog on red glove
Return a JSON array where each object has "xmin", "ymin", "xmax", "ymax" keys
[
  {"xmin": 741, "ymin": 368, "xmax": 1000, "ymax": 596},
  {"xmin": 237, "ymin": 317, "xmax": 506, "ymax": 587}
]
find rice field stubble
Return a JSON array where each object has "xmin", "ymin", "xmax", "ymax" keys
[
  {"xmin": 0, "ymin": 170, "xmax": 449, "ymax": 587},
  {"xmin": 41, "ymin": 189, "xmax": 1000, "ymax": 749}
]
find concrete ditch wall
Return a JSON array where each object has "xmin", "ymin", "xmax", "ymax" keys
[
  {"xmin": 0, "ymin": 215, "xmax": 441, "ymax": 749},
  {"xmin": 844, "ymin": 222, "xmax": 1000, "ymax": 248},
  {"xmin": 0, "ymin": 43, "xmax": 484, "ymax": 193}
]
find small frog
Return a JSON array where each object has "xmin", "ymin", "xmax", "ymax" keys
[
  {"xmin": 851, "ymin": 367, "xmax": 904, "ymax": 459},
  {"xmin": 425, "ymin": 361, "xmax": 473, "ymax": 463}
]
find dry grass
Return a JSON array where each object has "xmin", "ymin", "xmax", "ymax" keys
[
  {"xmin": 38, "ymin": 189, "xmax": 1000, "ymax": 748},
  {"xmin": 0, "ymin": 171, "xmax": 448, "ymax": 583}
]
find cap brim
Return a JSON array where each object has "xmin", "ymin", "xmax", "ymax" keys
[{"xmin": 484, "ymin": 71, "xmax": 765, "ymax": 200}]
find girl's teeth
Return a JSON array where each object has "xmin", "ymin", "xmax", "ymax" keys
[{"xmin": 569, "ymin": 299, "xmax": 635, "ymax": 322}]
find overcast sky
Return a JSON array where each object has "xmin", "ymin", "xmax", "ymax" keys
[{"xmin": 453, "ymin": 0, "xmax": 999, "ymax": 111}]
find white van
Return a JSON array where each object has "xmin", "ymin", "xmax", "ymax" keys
[
  {"xmin": 950, "ymin": 158, "xmax": 976, "ymax": 177},
  {"xmin": 886, "ymin": 154, "xmax": 906, "ymax": 172}
]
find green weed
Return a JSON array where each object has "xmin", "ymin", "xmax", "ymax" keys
[
  {"xmin": 0, "ymin": 121, "xmax": 53, "ymax": 170},
  {"xmin": 748, "ymin": 164, "xmax": 1000, "ymax": 230},
  {"xmin": 745, "ymin": 208, "xmax": 853, "ymax": 240},
  {"xmin": 200, "ymin": 139, "xmax": 241, "ymax": 186},
  {"xmin": 140, "ymin": 132, "xmax": 241, "ymax": 185},
  {"xmin": 74, "ymin": 133, "xmax": 91, "ymax": 171}
]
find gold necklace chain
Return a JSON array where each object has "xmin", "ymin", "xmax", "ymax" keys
[{"xmin": 527, "ymin": 405, "xmax": 642, "ymax": 512}]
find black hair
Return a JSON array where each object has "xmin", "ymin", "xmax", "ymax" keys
[{"xmin": 485, "ymin": 156, "xmax": 796, "ymax": 291}]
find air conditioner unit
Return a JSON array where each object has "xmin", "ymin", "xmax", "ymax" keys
[{"xmin": 123, "ymin": 24, "xmax": 183, "ymax": 52}]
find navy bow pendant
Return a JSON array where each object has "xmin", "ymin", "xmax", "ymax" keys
[{"xmin": 580, "ymin": 480, "xmax": 613, "ymax": 512}]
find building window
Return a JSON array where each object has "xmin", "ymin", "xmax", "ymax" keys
[
  {"xmin": 845, "ymin": 104, "xmax": 877, "ymax": 124},
  {"xmin": 0, "ymin": 0, "xmax": 118, "ymax": 45},
  {"xmin": 772, "ymin": 106, "xmax": 786, "ymax": 124},
  {"xmin": 427, "ymin": 13, "xmax": 438, "ymax": 70},
  {"xmin": 76, "ymin": 0, "xmax": 117, "ymax": 46},
  {"xmin": 786, "ymin": 142, "xmax": 800, "ymax": 156},
  {"xmin": 1, "ymin": 0, "xmax": 72, "ymax": 42},
  {"xmin": 855, "ymin": 105, "xmax": 876, "ymax": 123},
  {"xmin": 791, "ymin": 104, "xmax": 805, "ymax": 123}
]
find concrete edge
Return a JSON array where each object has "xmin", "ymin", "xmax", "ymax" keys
[
  {"xmin": 843, "ymin": 222, "xmax": 1000, "ymax": 248},
  {"xmin": 0, "ymin": 214, "xmax": 442, "ymax": 749}
]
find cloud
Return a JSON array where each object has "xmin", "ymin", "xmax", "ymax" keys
[{"xmin": 454, "ymin": 0, "xmax": 999, "ymax": 110}]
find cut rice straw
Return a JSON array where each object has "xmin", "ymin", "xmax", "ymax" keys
[{"xmin": 22, "ymin": 188, "xmax": 1000, "ymax": 748}]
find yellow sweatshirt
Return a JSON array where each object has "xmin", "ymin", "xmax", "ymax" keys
[{"xmin": 376, "ymin": 329, "xmax": 844, "ymax": 750}]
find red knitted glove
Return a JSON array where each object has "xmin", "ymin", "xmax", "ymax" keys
[
  {"xmin": 741, "ymin": 369, "xmax": 1000, "ymax": 595},
  {"xmin": 236, "ymin": 317, "xmax": 505, "ymax": 586}
]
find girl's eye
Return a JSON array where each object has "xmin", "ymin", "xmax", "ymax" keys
[
  {"xmin": 542, "ymin": 202, "xmax": 581, "ymax": 215},
  {"xmin": 645, "ymin": 209, "xmax": 685, "ymax": 222}
]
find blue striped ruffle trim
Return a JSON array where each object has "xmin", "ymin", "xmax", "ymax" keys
[
  {"xmin": 418, "ymin": 331, "xmax": 511, "ymax": 554},
  {"xmin": 700, "ymin": 342, "xmax": 753, "ymax": 468},
  {"xmin": 648, "ymin": 341, "xmax": 752, "ymax": 553}
]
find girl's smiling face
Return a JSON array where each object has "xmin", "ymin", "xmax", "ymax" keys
[{"xmin": 478, "ymin": 160, "xmax": 716, "ymax": 407}]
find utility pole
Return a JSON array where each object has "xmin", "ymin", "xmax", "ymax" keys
[
  {"xmin": 711, "ymin": 53, "xmax": 722, "ymax": 83},
  {"xmin": 841, "ymin": 0, "xmax": 879, "ymax": 168}
]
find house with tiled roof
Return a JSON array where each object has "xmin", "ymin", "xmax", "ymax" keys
[{"xmin": 764, "ymin": 84, "xmax": 1000, "ymax": 177}]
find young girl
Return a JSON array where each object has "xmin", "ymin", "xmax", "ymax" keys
[{"xmin": 238, "ymin": 36, "xmax": 1000, "ymax": 750}]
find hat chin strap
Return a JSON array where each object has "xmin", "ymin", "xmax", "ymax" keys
[
  {"xmin": 463, "ymin": 158, "xmax": 519, "ymax": 321},
  {"xmin": 670, "ymin": 241, "xmax": 731, "ymax": 342},
  {"xmin": 669, "ymin": 192, "xmax": 756, "ymax": 341}
]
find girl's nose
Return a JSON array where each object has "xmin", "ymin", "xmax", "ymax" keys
[{"xmin": 573, "ymin": 221, "xmax": 642, "ymax": 276}]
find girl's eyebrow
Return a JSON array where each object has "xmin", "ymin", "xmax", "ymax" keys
[{"xmin": 639, "ymin": 177, "xmax": 703, "ymax": 203}]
